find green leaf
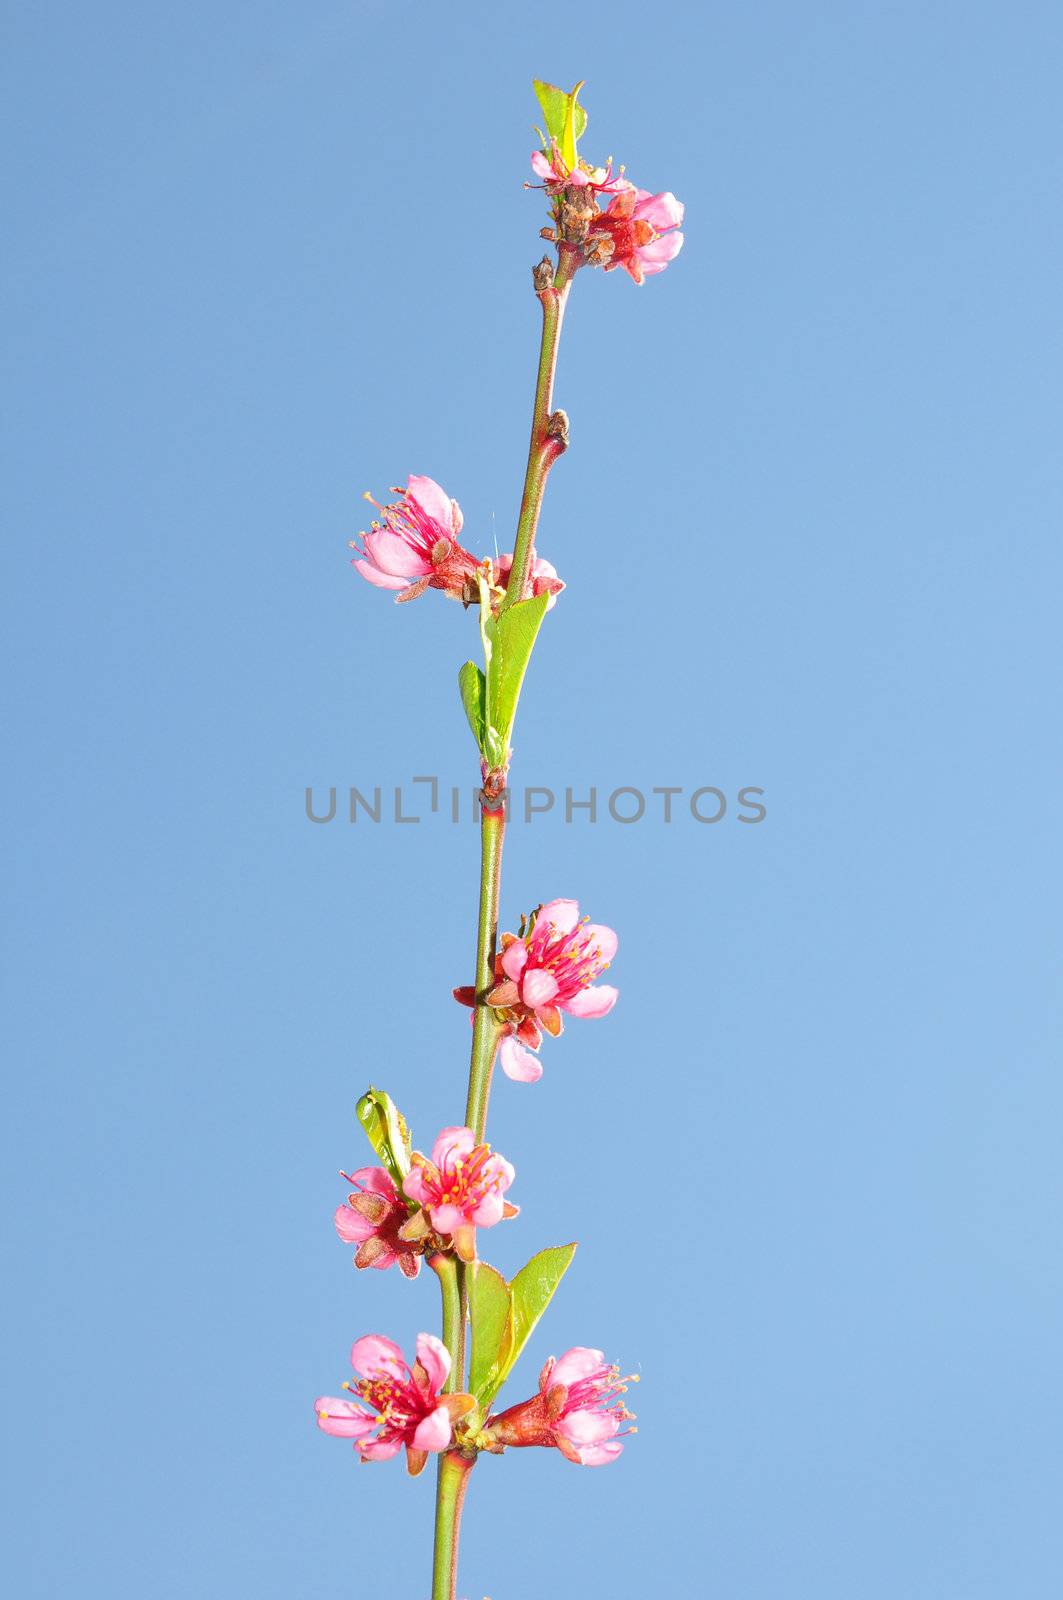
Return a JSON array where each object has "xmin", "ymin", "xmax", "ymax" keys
[
  {"xmin": 458, "ymin": 660, "xmax": 486, "ymax": 749},
  {"xmin": 354, "ymin": 1087, "xmax": 412, "ymax": 1188},
  {"xmin": 533, "ymin": 79, "xmax": 588, "ymax": 164},
  {"xmin": 469, "ymin": 1262, "xmax": 513, "ymax": 1405},
  {"xmin": 506, "ymin": 1243, "xmax": 577, "ymax": 1378},
  {"xmin": 485, "ymin": 591, "xmax": 550, "ymax": 766}
]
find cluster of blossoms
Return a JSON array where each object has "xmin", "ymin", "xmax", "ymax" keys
[
  {"xmin": 530, "ymin": 139, "xmax": 684, "ymax": 286},
  {"xmin": 352, "ymin": 474, "xmax": 564, "ymax": 607},
  {"xmin": 335, "ymin": 1126, "xmax": 517, "ymax": 1273},
  {"xmin": 455, "ymin": 898, "xmax": 618, "ymax": 1082}
]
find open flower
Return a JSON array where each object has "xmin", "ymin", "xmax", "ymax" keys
[
  {"xmin": 334, "ymin": 1166, "xmax": 423, "ymax": 1279},
  {"xmin": 315, "ymin": 1333, "xmax": 474, "ymax": 1476},
  {"xmin": 351, "ymin": 474, "xmax": 479, "ymax": 602},
  {"xmin": 483, "ymin": 1347, "xmax": 636, "ymax": 1466},
  {"xmin": 458, "ymin": 898, "xmax": 617, "ymax": 1083},
  {"xmin": 403, "ymin": 1127, "xmax": 517, "ymax": 1262},
  {"xmin": 586, "ymin": 188, "xmax": 684, "ymax": 284}
]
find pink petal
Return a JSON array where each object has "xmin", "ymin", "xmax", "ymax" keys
[
  {"xmin": 314, "ymin": 1397, "xmax": 375, "ymax": 1439},
  {"xmin": 401, "ymin": 1167, "xmax": 430, "ymax": 1204},
  {"xmin": 350, "ymin": 1166, "xmax": 398, "ymax": 1198},
  {"xmin": 449, "ymin": 498, "xmax": 463, "ymax": 536},
  {"xmin": 576, "ymin": 1440, "xmax": 624, "ymax": 1466},
  {"xmin": 522, "ymin": 968, "xmax": 559, "ymax": 1009},
  {"xmin": 353, "ymin": 558, "xmax": 409, "ymax": 591},
  {"xmin": 486, "ymin": 1153, "xmax": 515, "ymax": 1193},
  {"xmin": 500, "ymin": 941, "xmax": 528, "ymax": 981},
  {"xmin": 414, "ymin": 1332, "xmax": 451, "ymax": 1395},
  {"xmin": 555, "ymin": 1410, "xmax": 621, "ymax": 1446},
  {"xmin": 634, "ymin": 191, "xmax": 684, "ymax": 229},
  {"xmin": 362, "ymin": 527, "xmax": 430, "ymax": 578},
  {"xmin": 639, "ymin": 232, "xmax": 684, "ymax": 271},
  {"xmin": 358, "ymin": 1434, "xmax": 404, "ymax": 1461},
  {"xmin": 431, "ymin": 1125, "xmax": 475, "ymax": 1170},
  {"xmin": 561, "ymin": 983, "xmax": 618, "ymax": 1019},
  {"xmin": 334, "ymin": 1203, "xmax": 376, "ymax": 1244},
  {"xmin": 538, "ymin": 898, "xmax": 580, "ymax": 934},
  {"xmin": 530, "ymin": 150, "xmax": 553, "ymax": 179},
  {"xmin": 350, "ymin": 1335, "xmax": 406, "ymax": 1382},
  {"xmin": 550, "ymin": 1347, "xmax": 608, "ymax": 1389},
  {"xmin": 368, "ymin": 1245, "xmax": 397, "ymax": 1270},
  {"xmin": 470, "ymin": 1190, "xmax": 504, "ymax": 1227},
  {"xmin": 582, "ymin": 924, "xmax": 618, "ymax": 964},
  {"xmin": 412, "ymin": 1403, "xmax": 453, "ymax": 1454},
  {"xmin": 499, "ymin": 1036, "xmax": 544, "ymax": 1083},
  {"xmin": 405, "ymin": 475, "xmax": 453, "ymax": 533},
  {"xmin": 428, "ymin": 1201, "xmax": 466, "ymax": 1235}
]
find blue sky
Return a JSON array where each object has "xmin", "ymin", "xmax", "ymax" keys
[{"xmin": 4, "ymin": 3, "xmax": 1062, "ymax": 1596}]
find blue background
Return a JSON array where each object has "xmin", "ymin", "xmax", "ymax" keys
[{"xmin": 5, "ymin": 2, "xmax": 1062, "ymax": 1596}]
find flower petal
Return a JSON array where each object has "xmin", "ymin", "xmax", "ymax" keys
[
  {"xmin": 634, "ymin": 191, "xmax": 684, "ymax": 229},
  {"xmin": 362, "ymin": 527, "xmax": 430, "ymax": 578},
  {"xmin": 405, "ymin": 475, "xmax": 453, "ymax": 533},
  {"xmin": 530, "ymin": 150, "xmax": 553, "ymax": 179},
  {"xmin": 576, "ymin": 1439, "xmax": 624, "ymax": 1466},
  {"xmin": 352, "ymin": 558, "xmax": 409, "ymax": 591},
  {"xmin": 350, "ymin": 1335, "xmax": 407, "ymax": 1382},
  {"xmin": 500, "ymin": 940, "xmax": 528, "ymax": 981},
  {"xmin": 640, "ymin": 232, "xmax": 684, "ymax": 272},
  {"xmin": 538, "ymin": 898, "xmax": 580, "ymax": 934},
  {"xmin": 561, "ymin": 983, "xmax": 618, "ymax": 1019},
  {"xmin": 555, "ymin": 1410, "xmax": 621, "ymax": 1446},
  {"xmin": 431, "ymin": 1125, "xmax": 475, "ymax": 1171},
  {"xmin": 550, "ymin": 1347, "xmax": 608, "ymax": 1389},
  {"xmin": 358, "ymin": 1433, "xmax": 404, "ymax": 1461},
  {"xmin": 334, "ymin": 1203, "xmax": 376, "ymax": 1244},
  {"xmin": 428, "ymin": 1201, "xmax": 466, "ymax": 1235},
  {"xmin": 314, "ymin": 1398, "xmax": 375, "ymax": 1439},
  {"xmin": 415, "ymin": 1332, "xmax": 451, "ymax": 1395},
  {"xmin": 582, "ymin": 924, "xmax": 618, "ymax": 964},
  {"xmin": 499, "ymin": 1036, "xmax": 544, "ymax": 1083},
  {"xmin": 412, "ymin": 1403, "xmax": 453, "ymax": 1453},
  {"xmin": 522, "ymin": 968, "xmax": 559, "ymax": 1009}
]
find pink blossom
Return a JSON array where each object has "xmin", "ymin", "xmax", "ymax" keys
[
  {"xmin": 315, "ymin": 1332, "xmax": 474, "ymax": 1476},
  {"xmin": 484, "ymin": 1346, "xmax": 636, "ymax": 1466},
  {"xmin": 351, "ymin": 474, "xmax": 479, "ymax": 602},
  {"xmin": 530, "ymin": 143, "xmax": 631, "ymax": 196},
  {"xmin": 402, "ymin": 1127, "xmax": 517, "ymax": 1261},
  {"xmin": 587, "ymin": 188, "xmax": 685, "ymax": 285},
  {"xmin": 486, "ymin": 899, "xmax": 618, "ymax": 1082},
  {"xmin": 334, "ymin": 1165, "xmax": 423, "ymax": 1279}
]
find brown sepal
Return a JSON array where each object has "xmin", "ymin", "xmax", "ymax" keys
[
  {"xmin": 486, "ymin": 980, "xmax": 520, "ymax": 1008},
  {"xmin": 405, "ymin": 1446, "xmax": 429, "ymax": 1478},
  {"xmin": 348, "ymin": 1192, "xmax": 389, "ymax": 1223},
  {"xmin": 538, "ymin": 1005, "xmax": 563, "ymax": 1038},
  {"xmin": 554, "ymin": 1433, "xmax": 583, "ymax": 1465},
  {"xmin": 398, "ymin": 1208, "xmax": 433, "ymax": 1243},
  {"xmin": 502, "ymin": 1201, "xmax": 520, "ymax": 1219},
  {"xmin": 452, "ymin": 985, "xmax": 476, "ymax": 1007},
  {"xmin": 395, "ymin": 576, "xmax": 430, "ymax": 604},
  {"xmin": 451, "ymin": 1224, "xmax": 477, "ymax": 1263},
  {"xmin": 355, "ymin": 1236, "xmax": 388, "ymax": 1270},
  {"xmin": 440, "ymin": 1392, "xmax": 477, "ymax": 1423}
]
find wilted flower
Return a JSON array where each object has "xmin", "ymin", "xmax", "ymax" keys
[
  {"xmin": 403, "ymin": 1126, "xmax": 518, "ymax": 1262},
  {"xmin": 530, "ymin": 142, "xmax": 630, "ymax": 197},
  {"xmin": 586, "ymin": 188, "xmax": 684, "ymax": 284},
  {"xmin": 482, "ymin": 1346, "xmax": 636, "ymax": 1466},
  {"xmin": 315, "ymin": 1332, "xmax": 474, "ymax": 1476},
  {"xmin": 454, "ymin": 898, "xmax": 617, "ymax": 1082},
  {"xmin": 334, "ymin": 1165, "xmax": 423, "ymax": 1279}
]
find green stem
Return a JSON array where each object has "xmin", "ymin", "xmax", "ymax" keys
[
  {"xmin": 438, "ymin": 240, "xmax": 578, "ymax": 1600},
  {"xmin": 431, "ymin": 1450, "xmax": 475, "ymax": 1600},
  {"xmin": 430, "ymin": 1252, "xmax": 465, "ymax": 1391},
  {"xmin": 463, "ymin": 805, "xmax": 505, "ymax": 1143},
  {"xmin": 500, "ymin": 244, "xmax": 579, "ymax": 614}
]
